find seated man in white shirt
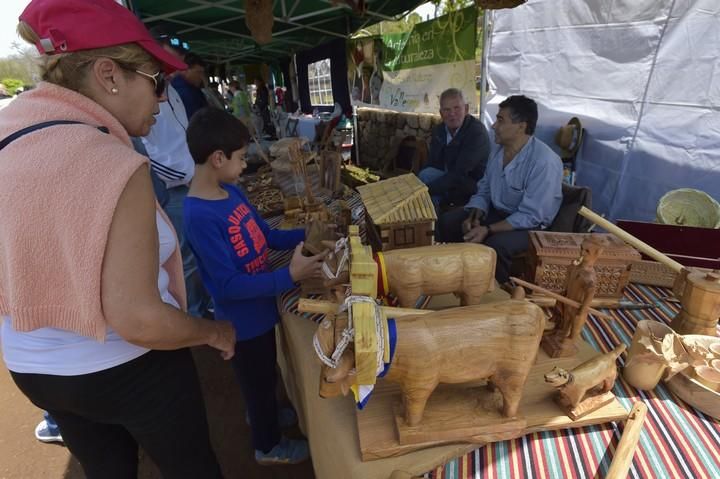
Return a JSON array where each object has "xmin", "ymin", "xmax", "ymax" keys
[{"xmin": 436, "ymin": 95, "xmax": 563, "ymax": 285}]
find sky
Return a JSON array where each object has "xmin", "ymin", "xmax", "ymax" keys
[
  {"xmin": 0, "ymin": 0, "xmax": 31, "ymax": 57},
  {"xmin": 0, "ymin": 0, "xmax": 437, "ymax": 58}
]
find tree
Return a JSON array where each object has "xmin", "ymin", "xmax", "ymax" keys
[
  {"xmin": 356, "ymin": 11, "xmax": 423, "ymax": 37},
  {"xmin": 1, "ymin": 78, "xmax": 24, "ymax": 93},
  {"xmin": 0, "ymin": 42, "xmax": 40, "ymax": 87},
  {"xmin": 431, "ymin": 0, "xmax": 475, "ymax": 16}
]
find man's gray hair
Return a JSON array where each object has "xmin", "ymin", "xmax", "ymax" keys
[{"xmin": 439, "ymin": 88, "xmax": 466, "ymax": 106}]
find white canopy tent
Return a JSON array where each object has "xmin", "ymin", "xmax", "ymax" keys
[{"xmin": 481, "ymin": 0, "xmax": 720, "ymax": 222}]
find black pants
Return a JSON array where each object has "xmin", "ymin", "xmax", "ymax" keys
[
  {"xmin": 231, "ymin": 326, "xmax": 281, "ymax": 453},
  {"xmin": 11, "ymin": 349, "xmax": 222, "ymax": 479},
  {"xmin": 437, "ymin": 206, "xmax": 530, "ymax": 284}
]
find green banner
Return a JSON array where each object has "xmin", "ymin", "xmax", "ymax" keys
[{"xmin": 382, "ymin": 6, "xmax": 477, "ymax": 72}]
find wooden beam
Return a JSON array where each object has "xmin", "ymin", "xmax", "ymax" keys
[
  {"xmin": 510, "ymin": 277, "xmax": 614, "ymax": 321},
  {"xmin": 298, "ymin": 298, "xmax": 432, "ymax": 318},
  {"xmin": 579, "ymin": 207, "xmax": 685, "ymax": 273}
]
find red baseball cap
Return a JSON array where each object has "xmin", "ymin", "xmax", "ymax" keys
[{"xmin": 20, "ymin": 0, "xmax": 187, "ymax": 73}]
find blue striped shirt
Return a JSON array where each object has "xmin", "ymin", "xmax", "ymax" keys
[{"xmin": 466, "ymin": 136, "xmax": 563, "ymax": 229}]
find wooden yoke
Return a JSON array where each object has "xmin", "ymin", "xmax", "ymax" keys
[{"xmin": 348, "ymin": 225, "xmax": 381, "ymax": 385}]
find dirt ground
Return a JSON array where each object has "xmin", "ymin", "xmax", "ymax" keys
[{"xmin": 0, "ymin": 346, "xmax": 316, "ymax": 479}]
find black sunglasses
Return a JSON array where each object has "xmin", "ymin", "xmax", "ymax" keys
[{"xmin": 134, "ymin": 69, "xmax": 166, "ymax": 97}]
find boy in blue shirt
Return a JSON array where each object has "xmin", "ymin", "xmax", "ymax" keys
[{"xmin": 184, "ymin": 108, "xmax": 327, "ymax": 465}]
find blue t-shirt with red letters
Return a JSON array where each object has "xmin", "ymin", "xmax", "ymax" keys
[{"xmin": 184, "ymin": 183, "xmax": 304, "ymax": 340}]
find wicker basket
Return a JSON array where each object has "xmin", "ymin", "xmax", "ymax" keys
[{"xmin": 656, "ymin": 188, "xmax": 720, "ymax": 229}]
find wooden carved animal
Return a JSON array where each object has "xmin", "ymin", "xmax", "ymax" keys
[
  {"xmin": 317, "ymin": 300, "xmax": 546, "ymax": 426},
  {"xmin": 381, "ymin": 243, "xmax": 496, "ymax": 307},
  {"xmin": 544, "ymin": 344, "xmax": 626, "ymax": 408}
]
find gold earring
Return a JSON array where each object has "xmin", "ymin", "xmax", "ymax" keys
[{"xmin": 111, "ymin": 87, "xmax": 118, "ymax": 94}]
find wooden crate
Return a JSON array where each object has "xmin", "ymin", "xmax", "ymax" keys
[
  {"xmin": 527, "ymin": 231, "xmax": 641, "ymax": 298},
  {"xmin": 629, "ymin": 259, "xmax": 677, "ymax": 287}
]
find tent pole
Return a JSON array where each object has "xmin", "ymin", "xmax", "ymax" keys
[
  {"xmin": 479, "ymin": 9, "xmax": 490, "ymax": 119},
  {"xmin": 353, "ymin": 104, "xmax": 360, "ymax": 166}
]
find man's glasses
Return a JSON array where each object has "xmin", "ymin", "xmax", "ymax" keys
[{"xmin": 134, "ymin": 69, "xmax": 166, "ymax": 98}]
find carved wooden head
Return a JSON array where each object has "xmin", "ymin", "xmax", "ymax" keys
[
  {"xmin": 315, "ymin": 315, "xmax": 356, "ymax": 392},
  {"xmin": 544, "ymin": 366, "xmax": 570, "ymax": 386},
  {"xmin": 580, "ymin": 234, "xmax": 610, "ymax": 266}
]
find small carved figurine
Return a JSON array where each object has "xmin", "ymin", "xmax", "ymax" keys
[
  {"xmin": 543, "ymin": 234, "xmax": 609, "ymax": 357},
  {"xmin": 545, "ymin": 344, "xmax": 626, "ymax": 419}
]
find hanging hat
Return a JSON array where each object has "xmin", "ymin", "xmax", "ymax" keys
[
  {"xmin": 555, "ymin": 117, "xmax": 584, "ymax": 159},
  {"xmin": 20, "ymin": 0, "xmax": 186, "ymax": 73}
]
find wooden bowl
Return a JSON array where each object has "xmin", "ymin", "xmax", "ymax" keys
[{"xmin": 665, "ymin": 335, "xmax": 720, "ymax": 420}]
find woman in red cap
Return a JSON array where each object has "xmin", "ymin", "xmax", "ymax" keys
[{"xmin": 0, "ymin": 0, "xmax": 234, "ymax": 477}]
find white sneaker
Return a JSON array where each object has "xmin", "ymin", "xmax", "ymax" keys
[{"xmin": 35, "ymin": 420, "xmax": 63, "ymax": 443}]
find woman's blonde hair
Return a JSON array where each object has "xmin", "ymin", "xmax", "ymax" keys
[{"xmin": 17, "ymin": 21, "xmax": 158, "ymax": 92}]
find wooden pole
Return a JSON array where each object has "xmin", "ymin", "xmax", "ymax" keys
[
  {"xmin": 298, "ymin": 298, "xmax": 432, "ymax": 318},
  {"xmin": 509, "ymin": 276, "xmax": 614, "ymax": 321},
  {"xmin": 578, "ymin": 207, "xmax": 684, "ymax": 274},
  {"xmin": 605, "ymin": 402, "xmax": 648, "ymax": 479},
  {"xmin": 527, "ymin": 295, "xmax": 655, "ymax": 310}
]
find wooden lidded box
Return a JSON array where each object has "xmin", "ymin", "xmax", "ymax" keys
[
  {"xmin": 356, "ymin": 173, "xmax": 436, "ymax": 252},
  {"xmin": 527, "ymin": 231, "xmax": 641, "ymax": 298}
]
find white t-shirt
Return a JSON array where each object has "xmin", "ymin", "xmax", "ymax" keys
[
  {"xmin": 1, "ymin": 211, "xmax": 180, "ymax": 376},
  {"xmin": 141, "ymin": 85, "xmax": 194, "ymax": 189}
]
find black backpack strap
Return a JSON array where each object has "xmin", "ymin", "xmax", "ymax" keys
[{"xmin": 0, "ymin": 120, "xmax": 109, "ymax": 152}]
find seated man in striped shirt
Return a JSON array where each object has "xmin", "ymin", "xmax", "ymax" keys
[{"xmin": 436, "ymin": 95, "xmax": 563, "ymax": 286}]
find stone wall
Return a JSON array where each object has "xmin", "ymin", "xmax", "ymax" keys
[{"xmin": 356, "ymin": 107, "xmax": 443, "ymax": 171}]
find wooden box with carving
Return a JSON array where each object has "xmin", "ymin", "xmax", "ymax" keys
[{"xmin": 527, "ymin": 231, "xmax": 641, "ymax": 298}]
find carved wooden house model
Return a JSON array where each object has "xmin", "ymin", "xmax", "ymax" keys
[{"xmin": 356, "ymin": 173, "xmax": 436, "ymax": 251}]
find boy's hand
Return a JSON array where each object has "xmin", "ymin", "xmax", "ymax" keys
[
  {"xmin": 290, "ymin": 242, "xmax": 329, "ymax": 282},
  {"xmin": 208, "ymin": 320, "xmax": 236, "ymax": 360}
]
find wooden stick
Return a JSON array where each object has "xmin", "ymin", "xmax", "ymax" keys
[
  {"xmin": 298, "ymin": 298, "xmax": 433, "ymax": 318},
  {"xmin": 605, "ymin": 402, "xmax": 648, "ymax": 479},
  {"xmin": 527, "ymin": 295, "xmax": 655, "ymax": 310},
  {"xmin": 509, "ymin": 277, "xmax": 614, "ymax": 321},
  {"xmin": 251, "ymin": 136, "xmax": 272, "ymax": 165},
  {"xmin": 578, "ymin": 207, "xmax": 685, "ymax": 274}
]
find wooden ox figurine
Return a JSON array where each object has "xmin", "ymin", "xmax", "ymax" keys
[
  {"xmin": 325, "ymin": 243, "xmax": 497, "ymax": 307},
  {"xmin": 315, "ymin": 300, "xmax": 546, "ymax": 426}
]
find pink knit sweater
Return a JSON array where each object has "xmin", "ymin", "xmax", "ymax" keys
[{"xmin": 0, "ymin": 82, "xmax": 186, "ymax": 340}]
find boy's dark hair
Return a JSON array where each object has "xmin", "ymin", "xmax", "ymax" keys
[
  {"xmin": 186, "ymin": 107, "xmax": 250, "ymax": 165},
  {"xmin": 499, "ymin": 95, "xmax": 538, "ymax": 135},
  {"xmin": 183, "ymin": 52, "xmax": 206, "ymax": 69}
]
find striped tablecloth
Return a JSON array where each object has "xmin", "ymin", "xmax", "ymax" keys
[
  {"xmin": 422, "ymin": 284, "xmax": 720, "ymax": 479},
  {"xmin": 277, "ymin": 279, "xmax": 720, "ymax": 478}
]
